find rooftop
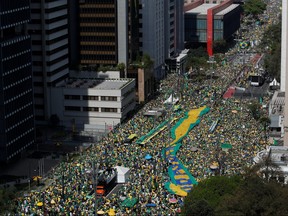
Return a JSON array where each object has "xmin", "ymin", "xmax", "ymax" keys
[
  {"xmin": 186, "ymin": 3, "xmax": 215, "ymax": 15},
  {"xmin": 186, "ymin": 3, "xmax": 239, "ymax": 16},
  {"xmin": 58, "ymin": 78, "xmax": 133, "ymax": 90},
  {"xmin": 216, "ymin": 4, "xmax": 240, "ymax": 15}
]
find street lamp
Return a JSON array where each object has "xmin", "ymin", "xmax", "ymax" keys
[
  {"xmin": 207, "ymin": 56, "xmax": 216, "ymax": 85},
  {"xmin": 92, "ymin": 161, "xmax": 99, "ymax": 216}
]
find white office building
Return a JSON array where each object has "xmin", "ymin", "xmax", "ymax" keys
[{"xmin": 50, "ymin": 78, "xmax": 136, "ymax": 132}]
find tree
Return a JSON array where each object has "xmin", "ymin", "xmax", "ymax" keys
[
  {"xmin": 264, "ymin": 43, "xmax": 281, "ymax": 81},
  {"xmin": 142, "ymin": 54, "xmax": 154, "ymax": 69},
  {"xmin": 247, "ymin": 149, "xmax": 283, "ymax": 182},
  {"xmin": 242, "ymin": 0, "xmax": 267, "ymax": 17},
  {"xmin": 186, "ymin": 47, "xmax": 209, "ymax": 73},
  {"xmin": 248, "ymin": 101, "xmax": 261, "ymax": 120},
  {"xmin": 0, "ymin": 186, "xmax": 17, "ymax": 214},
  {"xmin": 182, "ymin": 199, "xmax": 214, "ymax": 216},
  {"xmin": 50, "ymin": 114, "xmax": 60, "ymax": 126},
  {"xmin": 182, "ymin": 173, "xmax": 288, "ymax": 216},
  {"xmin": 213, "ymin": 39, "xmax": 228, "ymax": 54},
  {"xmin": 182, "ymin": 175, "xmax": 242, "ymax": 213},
  {"xmin": 261, "ymin": 22, "xmax": 281, "ymax": 80},
  {"xmin": 130, "ymin": 54, "xmax": 154, "ymax": 70},
  {"xmin": 259, "ymin": 116, "xmax": 271, "ymax": 143},
  {"xmin": 215, "ymin": 176, "xmax": 288, "ymax": 216},
  {"xmin": 117, "ymin": 62, "xmax": 126, "ymax": 78}
]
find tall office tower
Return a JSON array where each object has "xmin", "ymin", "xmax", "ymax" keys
[
  {"xmin": 282, "ymin": 0, "xmax": 288, "ymax": 146},
  {"xmin": 68, "ymin": 0, "xmax": 80, "ymax": 68},
  {"xmin": 29, "ymin": 0, "xmax": 69, "ymax": 123},
  {"xmin": 128, "ymin": 0, "xmax": 141, "ymax": 64},
  {"xmin": 139, "ymin": 0, "xmax": 184, "ymax": 79},
  {"xmin": 175, "ymin": 0, "xmax": 185, "ymax": 53},
  {"xmin": 78, "ymin": 0, "xmax": 129, "ymax": 72},
  {"xmin": 165, "ymin": 0, "xmax": 185, "ymax": 58},
  {"xmin": 0, "ymin": 0, "xmax": 35, "ymax": 162},
  {"xmin": 281, "ymin": 0, "xmax": 288, "ymax": 93},
  {"xmin": 139, "ymin": 0, "xmax": 165, "ymax": 79}
]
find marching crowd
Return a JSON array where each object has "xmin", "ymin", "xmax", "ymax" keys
[{"xmin": 13, "ymin": 1, "xmax": 281, "ymax": 215}]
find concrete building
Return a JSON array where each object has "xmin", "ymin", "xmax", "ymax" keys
[
  {"xmin": 165, "ymin": 49, "xmax": 190, "ymax": 74},
  {"xmin": 254, "ymin": 146, "xmax": 288, "ymax": 184},
  {"xmin": 50, "ymin": 78, "xmax": 136, "ymax": 132},
  {"xmin": 164, "ymin": 0, "xmax": 185, "ymax": 58},
  {"xmin": 269, "ymin": 91, "xmax": 284, "ymax": 137},
  {"xmin": 184, "ymin": 0, "xmax": 241, "ymax": 56},
  {"xmin": 68, "ymin": 0, "xmax": 185, "ymax": 102},
  {"xmin": 282, "ymin": 0, "xmax": 288, "ymax": 147},
  {"xmin": 0, "ymin": 0, "xmax": 35, "ymax": 162},
  {"xmin": 140, "ymin": 0, "xmax": 165, "ymax": 79},
  {"xmin": 29, "ymin": 0, "xmax": 69, "ymax": 123}
]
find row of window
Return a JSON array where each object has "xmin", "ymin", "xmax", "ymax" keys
[
  {"xmin": 31, "ymin": 34, "xmax": 68, "ymax": 46},
  {"xmin": 80, "ymin": 35, "xmax": 115, "ymax": 42},
  {"xmin": 81, "ymin": 54, "xmax": 116, "ymax": 61},
  {"xmin": 7, "ymin": 127, "xmax": 34, "ymax": 146},
  {"xmin": 5, "ymin": 102, "xmax": 33, "ymax": 119},
  {"xmin": 1, "ymin": 49, "xmax": 30, "ymax": 62},
  {"xmin": 31, "ymin": 4, "xmax": 67, "ymax": 14},
  {"xmin": 6, "ymin": 114, "xmax": 33, "ymax": 133},
  {"xmin": 80, "ymin": 45, "xmax": 116, "ymax": 51},
  {"xmin": 4, "ymin": 89, "xmax": 32, "ymax": 105},
  {"xmin": 65, "ymin": 106, "xmax": 117, "ymax": 113},
  {"xmin": 80, "ymin": 7, "xmax": 115, "ymax": 14},
  {"xmin": 4, "ymin": 75, "xmax": 32, "ymax": 91},
  {"xmin": 7, "ymin": 140, "xmax": 34, "ymax": 160},
  {"xmin": 64, "ymin": 95, "xmax": 117, "ymax": 101},
  {"xmin": 80, "ymin": 17, "xmax": 115, "ymax": 24}
]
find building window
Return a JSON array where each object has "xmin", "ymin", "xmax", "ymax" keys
[
  {"xmin": 64, "ymin": 95, "xmax": 80, "ymax": 100},
  {"xmin": 65, "ymin": 106, "xmax": 80, "ymax": 111},
  {"xmin": 83, "ymin": 107, "xmax": 99, "ymax": 112},
  {"xmin": 101, "ymin": 96, "xmax": 117, "ymax": 101},
  {"xmin": 83, "ymin": 95, "xmax": 98, "ymax": 100},
  {"xmin": 101, "ymin": 108, "xmax": 117, "ymax": 113}
]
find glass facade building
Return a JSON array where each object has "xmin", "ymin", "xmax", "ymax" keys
[{"xmin": 0, "ymin": 0, "xmax": 35, "ymax": 162}]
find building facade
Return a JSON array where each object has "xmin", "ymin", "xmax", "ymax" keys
[
  {"xmin": 78, "ymin": 0, "xmax": 129, "ymax": 70},
  {"xmin": 29, "ymin": 0, "xmax": 70, "ymax": 123},
  {"xmin": 138, "ymin": 0, "xmax": 185, "ymax": 79},
  {"xmin": 50, "ymin": 78, "xmax": 136, "ymax": 131},
  {"xmin": 139, "ymin": 0, "xmax": 165, "ymax": 79},
  {"xmin": 184, "ymin": 1, "xmax": 241, "ymax": 56},
  {"xmin": 0, "ymin": 0, "xmax": 35, "ymax": 162}
]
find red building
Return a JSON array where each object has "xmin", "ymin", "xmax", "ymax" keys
[{"xmin": 184, "ymin": 0, "xmax": 241, "ymax": 56}]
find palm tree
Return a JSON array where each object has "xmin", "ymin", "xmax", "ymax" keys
[
  {"xmin": 117, "ymin": 62, "xmax": 126, "ymax": 78},
  {"xmin": 259, "ymin": 116, "xmax": 271, "ymax": 143}
]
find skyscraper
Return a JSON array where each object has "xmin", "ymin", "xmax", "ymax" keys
[
  {"xmin": 139, "ymin": 0, "xmax": 185, "ymax": 79},
  {"xmin": 78, "ymin": 0, "xmax": 129, "ymax": 70},
  {"xmin": 164, "ymin": 0, "xmax": 184, "ymax": 58},
  {"xmin": 282, "ymin": 0, "xmax": 288, "ymax": 146},
  {"xmin": 140, "ymin": 0, "xmax": 165, "ymax": 79},
  {"xmin": 29, "ymin": 0, "xmax": 69, "ymax": 123},
  {"xmin": 0, "ymin": 0, "xmax": 35, "ymax": 162}
]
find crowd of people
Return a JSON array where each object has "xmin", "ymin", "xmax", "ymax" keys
[{"xmin": 12, "ymin": 1, "xmax": 281, "ymax": 215}]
